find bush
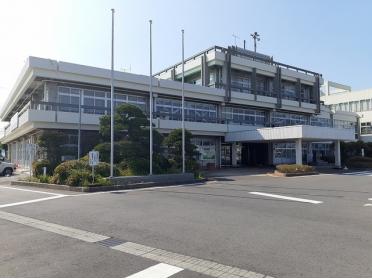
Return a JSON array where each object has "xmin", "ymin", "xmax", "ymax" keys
[
  {"xmin": 32, "ymin": 160, "xmax": 51, "ymax": 176},
  {"xmin": 345, "ymin": 156, "xmax": 372, "ymax": 168},
  {"xmin": 65, "ymin": 169, "xmax": 91, "ymax": 187},
  {"xmin": 94, "ymin": 162, "xmax": 120, "ymax": 177},
  {"xmin": 38, "ymin": 175, "xmax": 51, "ymax": 183},
  {"xmin": 276, "ymin": 164, "xmax": 315, "ymax": 173},
  {"xmin": 51, "ymin": 160, "xmax": 89, "ymax": 184}
]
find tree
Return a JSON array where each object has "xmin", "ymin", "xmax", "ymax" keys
[
  {"xmin": 37, "ymin": 130, "xmax": 70, "ymax": 169},
  {"xmin": 96, "ymin": 103, "xmax": 166, "ymax": 174},
  {"xmin": 163, "ymin": 129, "xmax": 199, "ymax": 171}
]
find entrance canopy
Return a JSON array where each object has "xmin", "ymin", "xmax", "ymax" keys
[{"xmin": 225, "ymin": 125, "xmax": 355, "ymax": 142}]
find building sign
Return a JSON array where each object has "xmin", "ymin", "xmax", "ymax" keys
[{"xmin": 89, "ymin": 151, "xmax": 99, "ymax": 166}]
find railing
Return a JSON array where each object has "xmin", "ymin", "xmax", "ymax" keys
[{"xmin": 18, "ymin": 101, "xmax": 356, "ymax": 131}]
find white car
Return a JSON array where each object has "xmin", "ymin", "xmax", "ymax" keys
[{"xmin": 0, "ymin": 160, "xmax": 16, "ymax": 176}]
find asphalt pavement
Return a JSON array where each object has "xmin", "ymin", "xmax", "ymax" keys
[{"xmin": 0, "ymin": 169, "xmax": 372, "ymax": 277}]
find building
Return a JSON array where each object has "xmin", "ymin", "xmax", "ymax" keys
[
  {"xmin": 321, "ymin": 82, "xmax": 372, "ymax": 142},
  {"xmin": 0, "ymin": 46, "xmax": 357, "ymax": 169}
]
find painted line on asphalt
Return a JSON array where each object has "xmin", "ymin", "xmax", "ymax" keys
[
  {"xmin": 343, "ymin": 171, "xmax": 372, "ymax": 176},
  {"xmin": 125, "ymin": 263, "xmax": 183, "ymax": 278},
  {"xmin": 0, "ymin": 185, "xmax": 65, "ymax": 196},
  {"xmin": 364, "ymin": 204, "xmax": 372, "ymax": 207},
  {"xmin": 0, "ymin": 210, "xmax": 269, "ymax": 278},
  {"xmin": 0, "ymin": 195, "xmax": 67, "ymax": 209},
  {"xmin": 0, "ymin": 210, "xmax": 109, "ymax": 242},
  {"xmin": 369, "ymin": 198, "xmax": 372, "ymax": 201},
  {"xmin": 249, "ymin": 191, "xmax": 323, "ymax": 204}
]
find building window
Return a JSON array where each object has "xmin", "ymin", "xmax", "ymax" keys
[
  {"xmin": 271, "ymin": 112, "xmax": 308, "ymax": 126},
  {"xmin": 222, "ymin": 107, "xmax": 266, "ymax": 126},
  {"xmin": 231, "ymin": 70, "xmax": 251, "ymax": 93},
  {"xmin": 310, "ymin": 116, "xmax": 332, "ymax": 127},
  {"xmin": 155, "ymin": 98, "xmax": 217, "ymax": 122},
  {"xmin": 256, "ymin": 74, "xmax": 274, "ymax": 97},
  {"xmin": 361, "ymin": 122, "xmax": 372, "ymax": 134},
  {"xmin": 58, "ymin": 86, "xmax": 80, "ymax": 112},
  {"xmin": 281, "ymin": 80, "xmax": 297, "ymax": 101}
]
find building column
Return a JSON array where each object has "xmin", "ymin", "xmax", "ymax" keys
[
  {"xmin": 216, "ymin": 137, "xmax": 221, "ymax": 168},
  {"xmin": 295, "ymin": 139, "xmax": 302, "ymax": 165},
  {"xmin": 232, "ymin": 142, "xmax": 237, "ymax": 167},
  {"xmin": 334, "ymin": 140, "xmax": 341, "ymax": 168}
]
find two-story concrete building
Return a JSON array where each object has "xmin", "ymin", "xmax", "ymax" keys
[{"xmin": 0, "ymin": 46, "xmax": 357, "ymax": 169}]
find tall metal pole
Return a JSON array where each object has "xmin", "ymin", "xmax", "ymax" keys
[
  {"xmin": 181, "ymin": 29, "xmax": 185, "ymax": 173},
  {"xmin": 110, "ymin": 8, "xmax": 115, "ymax": 177},
  {"xmin": 77, "ymin": 89, "xmax": 82, "ymax": 159},
  {"xmin": 149, "ymin": 20, "xmax": 153, "ymax": 175}
]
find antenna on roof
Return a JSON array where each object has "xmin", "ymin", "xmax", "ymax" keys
[
  {"xmin": 232, "ymin": 33, "xmax": 240, "ymax": 48},
  {"xmin": 250, "ymin": 32, "xmax": 260, "ymax": 53}
]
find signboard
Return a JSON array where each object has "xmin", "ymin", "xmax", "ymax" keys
[{"xmin": 89, "ymin": 151, "xmax": 99, "ymax": 166}]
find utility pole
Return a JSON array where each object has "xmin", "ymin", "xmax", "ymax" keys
[
  {"xmin": 250, "ymin": 32, "xmax": 260, "ymax": 53},
  {"xmin": 77, "ymin": 89, "xmax": 82, "ymax": 159}
]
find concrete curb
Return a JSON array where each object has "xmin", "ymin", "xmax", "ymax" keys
[{"xmin": 11, "ymin": 177, "xmax": 203, "ymax": 192}]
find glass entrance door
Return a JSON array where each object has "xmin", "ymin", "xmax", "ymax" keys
[{"xmin": 221, "ymin": 144, "xmax": 232, "ymax": 167}]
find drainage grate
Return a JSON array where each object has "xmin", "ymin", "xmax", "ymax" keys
[{"xmin": 97, "ymin": 237, "xmax": 126, "ymax": 247}]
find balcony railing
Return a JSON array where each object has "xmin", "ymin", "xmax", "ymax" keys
[{"xmin": 0, "ymin": 101, "xmax": 354, "ymax": 138}]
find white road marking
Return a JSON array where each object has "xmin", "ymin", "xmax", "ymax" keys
[
  {"xmin": 368, "ymin": 198, "xmax": 372, "ymax": 201},
  {"xmin": 0, "ymin": 210, "xmax": 268, "ymax": 278},
  {"xmin": 343, "ymin": 171, "xmax": 372, "ymax": 176},
  {"xmin": 0, "ymin": 211, "xmax": 109, "ymax": 242},
  {"xmin": 364, "ymin": 204, "xmax": 372, "ymax": 207},
  {"xmin": 125, "ymin": 263, "xmax": 183, "ymax": 278},
  {"xmin": 0, "ymin": 185, "xmax": 66, "ymax": 196},
  {"xmin": 249, "ymin": 191, "xmax": 323, "ymax": 204},
  {"xmin": 0, "ymin": 195, "xmax": 67, "ymax": 208}
]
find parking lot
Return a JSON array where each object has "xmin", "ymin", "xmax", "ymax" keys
[{"xmin": 0, "ymin": 170, "xmax": 372, "ymax": 277}]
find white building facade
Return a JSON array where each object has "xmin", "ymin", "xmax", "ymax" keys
[
  {"xmin": 0, "ymin": 46, "xmax": 357, "ymax": 169},
  {"xmin": 322, "ymin": 85, "xmax": 372, "ymax": 142}
]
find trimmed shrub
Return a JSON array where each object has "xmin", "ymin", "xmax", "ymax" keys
[
  {"xmin": 51, "ymin": 160, "xmax": 89, "ymax": 185},
  {"xmin": 346, "ymin": 156, "xmax": 372, "ymax": 168},
  {"xmin": 276, "ymin": 164, "xmax": 315, "ymax": 173},
  {"xmin": 65, "ymin": 169, "xmax": 91, "ymax": 187},
  {"xmin": 38, "ymin": 175, "xmax": 51, "ymax": 184},
  {"xmin": 32, "ymin": 160, "xmax": 51, "ymax": 176},
  {"xmin": 94, "ymin": 162, "xmax": 120, "ymax": 177}
]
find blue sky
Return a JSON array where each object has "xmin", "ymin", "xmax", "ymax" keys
[{"xmin": 1, "ymin": 0, "xmax": 371, "ymax": 108}]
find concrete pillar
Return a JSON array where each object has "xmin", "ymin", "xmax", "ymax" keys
[
  {"xmin": 308, "ymin": 143, "xmax": 313, "ymax": 164},
  {"xmin": 335, "ymin": 140, "xmax": 341, "ymax": 168},
  {"xmin": 201, "ymin": 54, "xmax": 209, "ymax": 87},
  {"xmin": 216, "ymin": 137, "xmax": 221, "ymax": 168},
  {"xmin": 295, "ymin": 139, "xmax": 302, "ymax": 165},
  {"xmin": 232, "ymin": 142, "xmax": 237, "ymax": 167}
]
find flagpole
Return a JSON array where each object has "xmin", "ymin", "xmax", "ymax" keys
[
  {"xmin": 181, "ymin": 29, "xmax": 185, "ymax": 173},
  {"xmin": 110, "ymin": 8, "xmax": 115, "ymax": 178},
  {"xmin": 149, "ymin": 19, "xmax": 153, "ymax": 175},
  {"xmin": 77, "ymin": 89, "xmax": 82, "ymax": 159}
]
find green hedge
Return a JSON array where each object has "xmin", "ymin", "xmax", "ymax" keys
[
  {"xmin": 32, "ymin": 160, "xmax": 52, "ymax": 176},
  {"xmin": 276, "ymin": 164, "xmax": 315, "ymax": 173},
  {"xmin": 50, "ymin": 159, "xmax": 119, "ymax": 186},
  {"xmin": 345, "ymin": 156, "xmax": 372, "ymax": 169}
]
